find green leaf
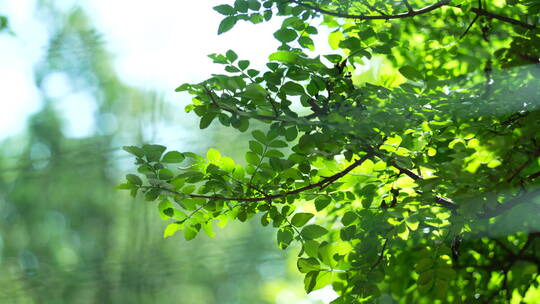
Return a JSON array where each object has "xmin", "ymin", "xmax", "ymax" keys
[
  {"xmin": 145, "ymin": 188, "xmax": 161, "ymax": 201},
  {"xmin": 245, "ymin": 151, "xmax": 260, "ymax": 165},
  {"xmin": 436, "ymin": 266, "xmax": 456, "ymax": 280},
  {"xmin": 218, "ymin": 16, "xmax": 237, "ymax": 34},
  {"xmin": 269, "ymin": 51, "xmax": 298, "ymax": 64},
  {"xmin": 184, "ymin": 224, "xmax": 199, "ymax": 241},
  {"xmin": 297, "ymin": 257, "xmax": 320, "ymax": 273},
  {"xmin": 203, "ymin": 221, "xmax": 215, "ymax": 238},
  {"xmin": 315, "ymin": 196, "xmax": 331, "ymax": 211},
  {"xmin": 158, "ymin": 200, "xmax": 174, "ymax": 219},
  {"xmin": 298, "ymin": 36, "xmax": 314, "ymax": 50},
  {"xmin": 277, "ymin": 227, "xmax": 294, "ymax": 249},
  {"xmin": 0, "ymin": 16, "xmax": 9, "ymax": 31},
  {"xmin": 162, "ymin": 151, "xmax": 185, "ymax": 163},
  {"xmin": 206, "ymin": 148, "xmax": 221, "ymax": 161},
  {"xmin": 301, "ymin": 224, "xmax": 328, "ymax": 240},
  {"xmin": 234, "ymin": 0, "xmax": 249, "ymax": 12},
  {"xmin": 274, "ymin": 28, "xmax": 297, "ymax": 43},
  {"xmin": 200, "ymin": 114, "xmax": 216, "ymax": 129},
  {"xmin": 225, "ymin": 49, "xmax": 238, "ymax": 62},
  {"xmin": 163, "ymin": 223, "xmax": 182, "ymax": 238},
  {"xmin": 249, "ymin": 12, "xmax": 263, "ymax": 23},
  {"xmin": 323, "ymin": 54, "xmax": 342, "ymax": 63},
  {"xmin": 415, "ymin": 258, "xmax": 435, "ymax": 273},
  {"xmin": 304, "ymin": 270, "xmax": 332, "ymax": 293},
  {"xmin": 433, "ymin": 279, "xmax": 449, "ymax": 299},
  {"xmin": 116, "ymin": 183, "xmax": 134, "ymax": 190},
  {"xmin": 142, "ymin": 144, "xmax": 166, "ymax": 162},
  {"xmin": 126, "ymin": 174, "xmax": 142, "ymax": 186},
  {"xmin": 281, "ymin": 81, "xmax": 305, "ymax": 96},
  {"xmin": 249, "ymin": 140, "xmax": 264, "ymax": 155},
  {"xmin": 399, "ymin": 65, "xmax": 423, "ymax": 80},
  {"xmin": 158, "ymin": 168, "xmax": 173, "ymax": 180},
  {"xmin": 317, "ymin": 243, "xmax": 335, "ymax": 267},
  {"xmin": 243, "ymin": 83, "xmax": 267, "ymax": 100},
  {"xmin": 291, "ymin": 212, "xmax": 314, "ymax": 227},
  {"xmin": 285, "ymin": 127, "xmax": 298, "ymax": 141},
  {"xmin": 268, "ymin": 140, "xmax": 288, "ymax": 148},
  {"xmin": 248, "ymin": 0, "xmax": 261, "ymax": 10},
  {"xmin": 304, "ymin": 240, "xmax": 320, "ymax": 258},
  {"xmin": 238, "ymin": 59, "xmax": 250, "ymax": 70},
  {"xmin": 123, "ymin": 146, "xmax": 144, "ymax": 157},
  {"xmin": 213, "ymin": 4, "xmax": 236, "ymax": 15},
  {"xmin": 417, "ymin": 269, "xmax": 435, "ymax": 286},
  {"xmin": 341, "ymin": 211, "xmax": 357, "ymax": 226},
  {"xmin": 252, "ymin": 130, "xmax": 267, "ymax": 143}
]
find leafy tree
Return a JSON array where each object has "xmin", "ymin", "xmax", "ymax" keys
[{"xmin": 122, "ymin": 0, "xmax": 540, "ymax": 302}]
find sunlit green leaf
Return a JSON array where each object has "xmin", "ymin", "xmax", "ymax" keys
[{"xmin": 301, "ymin": 225, "xmax": 328, "ymax": 240}]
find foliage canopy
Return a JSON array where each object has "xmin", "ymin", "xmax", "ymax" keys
[{"xmin": 121, "ymin": 0, "xmax": 540, "ymax": 302}]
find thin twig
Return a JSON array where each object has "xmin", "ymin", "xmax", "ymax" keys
[
  {"xmin": 471, "ymin": 8, "xmax": 536, "ymax": 30},
  {"xmin": 460, "ymin": 14, "xmax": 479, "ymax": 39},
  {"xmin": 204, "ymin": 87, "xmax": 280, "ymax": 122},
  {"xmin": 289, "ymin": 0, "xmax": 450, "ymax": 20},
  {"xmin": 402, "ymin": 0, "xmax": 414, "ymax": 12}
]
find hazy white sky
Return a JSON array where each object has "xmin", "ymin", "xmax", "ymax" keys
[{"xmin": 0, "ymin": 0, "xmax": 331, "ymax": 141}]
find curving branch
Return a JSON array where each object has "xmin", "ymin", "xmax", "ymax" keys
[
  {"xmin": 204, "ymin": 86, "xmax": 325, "ymax": 123},
  {"xmin": 289, "ymin": 0, "xmax": 450, "ymax": 20},
  {"xmin": 471, "ymin": 8, "xmax": 536, "ymax": 30},
  {"xmin": 204, "ymin": 86, "xmax": 280, "ymax": 122},
  {"xmin": 158, "ymin": 152, "xmax": 374, "ymax": 203},
  {"xmin": 365, "ymin": 146, "xmax": 459, "ymax": 210}
]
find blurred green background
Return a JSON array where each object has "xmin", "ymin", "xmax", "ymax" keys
[{"xmin": 0, "ymin": 1, "xmax": 335, "ymax": 303}]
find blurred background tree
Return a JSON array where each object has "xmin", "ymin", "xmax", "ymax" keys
[{"xmin": 0, "ymin": 2, "xmax": 328, "ymax": 303}]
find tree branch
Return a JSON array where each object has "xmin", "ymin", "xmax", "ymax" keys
[
  {"xmin": 158, "ymin": 152, "xmax": 374, "ymax": 203},
  {"xmin": 460, "ymin": 14, "xmax": 479, "ymax": 39},
  {"xmin": 289, "ymin": 0, "xmax": 450, "ymax": 20},
  {"xmin": 204, "ymin": 87, "xmax": 280, "ymax": 122},
  {"xmin": 402, "ymin": 0, "xmax": 414, "ymax": 13},
  {"xmin": 204, "ymin": 86, "xmax": 325, "ymax": 123},
  {"xmin": 471, "ymin": 8, "xmax": 536, "ymax": 30},
  {"xmin": 529, "ymin": 171, "xmax": 540, "ymax": 180},
  {"xmin": 365, "ymin": 146, "xmax": 458, "ymax": 210}
]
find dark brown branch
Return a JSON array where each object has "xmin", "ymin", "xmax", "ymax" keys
[
  {"xmin": 388, "ymin": 159, "xmax": 457, "ymax": 210},
  {"xmin": 362, "ymin": 144, "xmax": 458, "ymax": 210},
  {"xmin": 204, "ymin": 87, "xmax": 324, "ymax": 123},
  {"xmin": 306, "ymin": 97, "xmax": 327, "ymax": 116},
  {"xmin": 289, "ymin": 0, "xmax": 450, "ymax": 20},
  {"xmin": 529, "ymin": 171, "xmax": 540, "ymax": 180},
  {"xmin": 389, "ymin": 160, "xmax": 422, "ymax": 180},
  {"xmin": 460, "ymin": 14, "xmax": 479, "ymax": 39},
  {"xmin": 160, "ymin": 152, "xmax": 374, "ymax": 203},
  {"xmin": 471, "ymin": 8, "xmax": 536, "ymax": 30}
]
